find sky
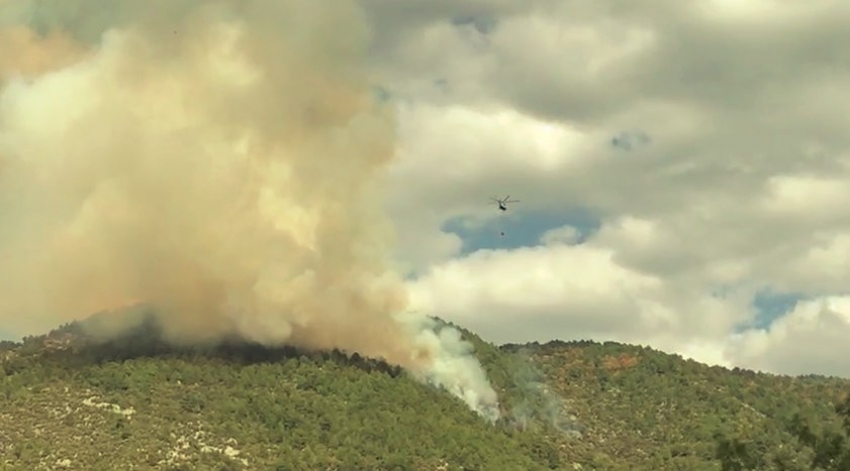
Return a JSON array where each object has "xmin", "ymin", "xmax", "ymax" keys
[
  {"xmin": 362, "ymin": 0, "xmax": 850, "ymax": 378},
  {"xmin": 2, "ymin": 0, "xmax": 850, "ymax": 380}
]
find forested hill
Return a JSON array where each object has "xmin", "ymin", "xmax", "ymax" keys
[{"xmin": 1, "ymin": 317, "xmax": 849, "ymax": 470}]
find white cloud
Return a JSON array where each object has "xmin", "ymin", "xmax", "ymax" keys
[
  {"xmin": 725, "ymin": 297, "xmax": 850, "ymax": 377},
  {"xmin": 383, "ymin": 102, "xmax": 593, "ymax": 273},
  {"xmin": 406, "ymin": 236, "xmax": 754, "ymax": 366},
  {"xmin": 372, "ymin": 0, "xmax": 850, "ymax": 377},
  {"xmin": 758, "ymin": 174, "xmax": 850, "ymax": 223},
  {"xmin": 4, "ymin": 0, "xmax": 849, "ymax": 379},
  {"xmin": 539, "ymin": 225, "xmax": 580, "ymax": 246}
]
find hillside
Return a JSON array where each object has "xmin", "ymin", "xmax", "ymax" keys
[{"xmin": 1, "ymin": 317, "xmax": 849, "ymax": 470}]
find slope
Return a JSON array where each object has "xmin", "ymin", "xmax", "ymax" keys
[
  {"xmin": 499, "ymin": 339, "xmax": 850, "ymax": 469},
  {"xmin": 2, "ymin": 319, "xmax": 850, "ymax": 470},
  {"xmin": 0, "ymin": 319, "xmax": 561, "ymax": 470}
]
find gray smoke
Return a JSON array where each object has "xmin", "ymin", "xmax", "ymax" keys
[{"xmin": 506, "ymin": 347, "xmax": 582, "ymax": 435}]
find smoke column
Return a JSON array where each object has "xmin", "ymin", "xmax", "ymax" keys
[{"xmin": 0, "ymin": 0, "xmax": 499, "ymax": 421}]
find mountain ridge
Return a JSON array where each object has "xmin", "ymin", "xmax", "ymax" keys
[{"xmin": 2, "ymin": 314, "xmax": 849, "ymax": 470}]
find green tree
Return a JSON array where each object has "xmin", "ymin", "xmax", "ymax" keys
[
  {"xmin": 717, "ymin": 392, "xmax": 850, "ymax": 470},
  {"xmin": 714, "ymin": 435, "xmax": 762, "ymax": 471},
  {"xmin": 786, "ymin": 394, "xmax": 850, "ymax": 470}
]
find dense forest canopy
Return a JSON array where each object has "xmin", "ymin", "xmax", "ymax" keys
[{"xmin": 1, "ymin": 316, "xmax": 849, "ymax": 470}]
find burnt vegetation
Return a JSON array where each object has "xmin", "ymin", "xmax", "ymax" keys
[{"xmin": 1, "ymin": 318, "xmax": 849, "ymax": 470}]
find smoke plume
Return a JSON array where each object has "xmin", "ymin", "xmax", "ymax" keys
[
  {"xmin": 506, "ymin": 348, "xmax": 582, "ymax": 436},
  {"xmin": 0, "ymin": 0, "xmax": 499, "ymax": 421}
]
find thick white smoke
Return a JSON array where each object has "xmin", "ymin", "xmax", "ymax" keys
[
  {"xmin": 399, "ymin": 314, "xmax": 501, "ymax": 423},
  {"xmin": 0, "ymin": 0, "xmax": 499, "ymax": 421}
]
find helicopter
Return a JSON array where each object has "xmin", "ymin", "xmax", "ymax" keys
[{"xmin": 490, "ymin": 195, "xmax": 520, "ymax": 212}]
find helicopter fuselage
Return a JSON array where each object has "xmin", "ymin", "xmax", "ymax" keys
[{"xmin": 491, "ymin": 195, "xmax": 517, "ymax": 211}]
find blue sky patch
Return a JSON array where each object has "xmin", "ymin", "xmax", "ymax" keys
[
  {"xmin": 441, "ymin": 207, "xmax": 602, "ymax": 255},
  {"xmin": 735, "ymin": 289, "xmax": 806, "ymax": 332}
]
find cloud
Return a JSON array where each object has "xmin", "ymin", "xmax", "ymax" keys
[
  {"xmin": 726, "ymin": 297, "xmax": 850, "ymax": 377},
  {"xmin": 440, "ymin": 207, "xmax": 600, "ymax": 256},
  {"xmin": 539, "ymin": 226, "xmax": 581, "ymax": 246},
  {"xmin": 610, "ymin": 131, "xmax": 650, "ymax": 151},
  {"xmin": 407, "ymin": 237, "xmax": 753, "ymax": 354},
  {"xmin": 383, "ymin": 101, "xmax": 593, "ymax": 274},
  {"xmin": 375, "ymin": 1, "xmax": 850, "ymax": 376},
  {"xmin": 6, "ymin": 0, "xmax": 850, "ymax": 388}
]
